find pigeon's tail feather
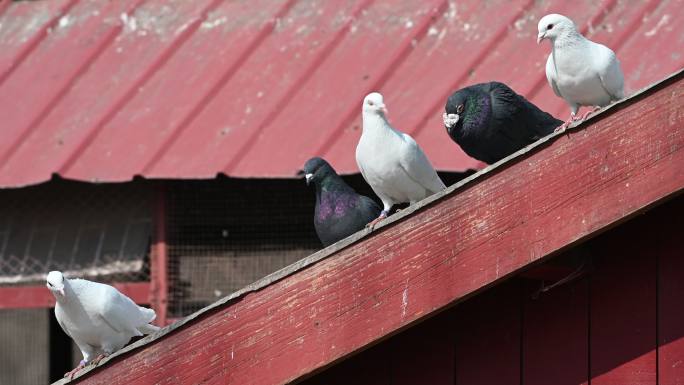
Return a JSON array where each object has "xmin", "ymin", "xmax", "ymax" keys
[
  {"xmin": 138, "ymin": 306, "xmax": 157, "ymax": 323},
  {"xmin": 135, "ymin": 306, "xmax": 159, "ymax": 335},
  {"xmin": 136, "ymin": 323, "xmax": 160, "ymax": 335}
]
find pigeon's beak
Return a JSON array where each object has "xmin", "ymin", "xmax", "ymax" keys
[
  {"xmin": 537, "ymin": 32, "xmax": 546, "ymax": 44},
  {"xmin": 58, "ymin": 288, "xmax": 65, "ymax": 296},
  {"xmin": 305, "ymin": 173, "xmax": 313, "ymax": 186},
  {"xmin": 379, "ymin": 104, "xmax": 388, "ymax": 115},
  {"xmin": 443, "ymin": 113, "xmax": 460, "ymax": 130}
]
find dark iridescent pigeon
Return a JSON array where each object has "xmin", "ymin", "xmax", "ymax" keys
[
  {"xmin": 443, "ymin": 82, "xmax": 562, "ymax": 164},
  {"xmin": 300, "ymin": 157, "xmax": 381, "ymax": 247}
]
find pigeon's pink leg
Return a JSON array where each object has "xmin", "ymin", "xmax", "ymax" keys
[
  {"xmin": 555, "ymin": 114, "xmax": 580, "ymax": 132},
  {"xmin": 579, "ymin": 106, "xmax": 601, "ymax": 122},
  {"xmin": 366, "ymin": 210, "xmax": 389, "ymax": 229},
  {"xmin": 90, "ymin": 353, "xmax": 109, "ymax": 366},
  {"xmin": 65, "ymin": 360, "xmax": 87, "ymax": 379}
]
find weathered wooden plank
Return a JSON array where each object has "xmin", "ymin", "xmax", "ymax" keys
[
  {"xmin": 657, "ymin": 198, "xmax": 684, "ymax": 385},
  {"xmin": 455, "ymin": 280, "xmax": 521, "ymax": 385},
  {"xmin": 63, "ymin": 73, "xmax": 684, "ymax": 385},
  {"xmin": 522, "ymin": 277, "xmax": 589, "ymax": 385},
  {"xmin": 590, "ymin": 218, "xmax": 657, "ymax": 385}
]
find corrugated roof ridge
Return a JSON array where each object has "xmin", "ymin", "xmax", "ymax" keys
[
  {"xmin": 0, "ymin": 0, "xmax": 149, "ymax": 169},
  {"xmin": 408, "ymin": 0, "xmax": 537, "ymax": 138},
  {"xmin": 0, "ymin": 0, "xmax": 80, "ymax": 88},
  {"xmin": 222, "ymin": 0, "xmax": 377, "ymax": 174},
  {"xmin": 313, "ymin": 0, "xmax": 451, "ymax": 159},
  {"xmin": 0, "ymin": 1, "xmax": 13, "ymax": 17},
  {"xmin": 143, "ymin": 0, "xmax": 301, "ymax": 174},
  {"xmin": 57, "ymin": 0, "xmax": 225, "ymax": 175}
]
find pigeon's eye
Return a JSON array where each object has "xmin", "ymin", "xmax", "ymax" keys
[
  {"xmin": 47, "ymin": 282, "xmax": 53, "ymax": 287},
  {"xmin": 547, "ymin": 23, "xmax": 553, "ymax": 30},
  {"xmin": 368, "ymin": 101, "xmax": 374, "ymax": 106},
  {"xmin": 456, "ymin": 104, "xmax": 464, "ymax": 114}
]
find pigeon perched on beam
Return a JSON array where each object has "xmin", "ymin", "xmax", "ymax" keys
[
  {"xmin": 300, "ymin": 157, "xmax": 381, "ymax": 247},
  {"xmin": 443, "ymin": 82, "xmax": 562, "ymax": 164},
  {"xmin": 46, "ymin": 271, "xmax": 159, "ymax": 379},
  {"xmin": 538, "ymin": 13, "xmax": 625, "ymax": 130},
  {"xmin": 357, "ymin": 92, "xmax": 446, "ymax": 228}
]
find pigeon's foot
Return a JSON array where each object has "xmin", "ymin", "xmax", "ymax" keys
[
  {"xmin": 554, "ymin": 115, "xmax": 581, "ymax": 132},
  {"xmin": 579, "ymin": 106, "xmax": 601, "ymax": 122},
  {"xmin": 91, "ymin": 353, "xmax": 109, "ymax": 367},
  {"xmin": 65, "ymin": 360, "xmax": 87, "ymax": 379},
  {"xmin": 554, "ymin": 120, "xmax": 571, "ymax": 133},
  {"xmin": 366, "ymin": 211, "xmax": 389, "ymax": 230}
]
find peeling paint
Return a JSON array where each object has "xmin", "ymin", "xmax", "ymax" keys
[
  {"xmin": 645, "ymin": 14, "xmax": 671, "ymax": 37},
  {"xmin": 201, "ymin": 16, "xmax": 228, "ymax": 30},
  {"xmin": 0, "ymin": 7, "xmax": 51, "ymax": 44},
  {"xmin": 58, "ymin": 15, "xmax": 73, "ymax": 29},
  {"xmin": 401, "ymin": 280, "xmax": 409, "ymax": 319},
  {"xmin": 120, "ymin": 12, "xmax": 137, "ymax": 33}
]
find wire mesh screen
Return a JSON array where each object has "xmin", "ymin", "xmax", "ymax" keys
[
  {"xmin": 0, "ymin": 179, "xmax": 153, "ymax": 285},
  {"xmin": 0, "ymin": 308, "xmax": 49, "ymax": 385},
  {"xmin": 166, "ymin": 178, "xmax": 322, "ymax": 317}
]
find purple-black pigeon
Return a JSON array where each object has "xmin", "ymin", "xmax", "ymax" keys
[
  {"xmin": 301, "ymin": 157, "xmax": 381, "ymax": 247},
  {"xmin": 443, "ymin": 82, "xmax": 562, "ymax": 164}
]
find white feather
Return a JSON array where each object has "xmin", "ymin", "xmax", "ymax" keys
[
  {"xmin": 50, "ymin": 273, "xmax": 159, "ymax": 363},
  {"xmin": 356, "ymin": 93, "xmax": 446, "ymax": 213},
  {"xmin": 541, "ymin": 14, "xmax": 624, "ymax": 116}
]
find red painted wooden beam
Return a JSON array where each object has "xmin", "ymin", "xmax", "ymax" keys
[
  {"xmin": 0, "ymin": 282, "xmax": 151, "ymax": 309},
  {"xmin": 150, "ymin": 184, "xmax": 169, "ymax": 326},
  {"xmin": 59, "ymin": 70, "xmax": 684, "ymax": 385}
]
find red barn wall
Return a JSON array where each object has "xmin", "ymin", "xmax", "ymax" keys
[{"xmin": 301, "ymin": 194, "xmax": 684, "ymax": 385}]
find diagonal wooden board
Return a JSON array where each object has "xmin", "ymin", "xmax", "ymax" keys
[{"xmin": 59, "ymin": 69, "xmax": 684, "ymax": 385}]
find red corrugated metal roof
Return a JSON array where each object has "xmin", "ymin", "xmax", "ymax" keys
[{"xmin": 0, "ymin": 0, "xmax": 682, "ymax": 187}]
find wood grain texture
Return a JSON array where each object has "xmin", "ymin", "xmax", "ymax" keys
[
  {"xmin": 300, "ymin": 309, "xmax": 455, "ymax": 385},
  {"xmin": 523, "ymin": 277, "xmax": 589, "ymax": 385},
  {"xmin": 455, "ymin": 280, "xmax": 521, "ymax": 385},
  {"xmin": 658, "ymin": 198, "xmax": 684, "ymax": 385},
  {"xmin": 299, "ymin": 340, "xmax": 392, "ymax": 385},
  {"xmin": 590, "ymin": 219, "xmax": 657, "ymax": 385},
  {"xmin": 63, "ymin": 74, "xmax": 684, "ymax": 385},
  {"xmin": 390, "ymin": 310, "xmax": 455, "ymax": 385}
]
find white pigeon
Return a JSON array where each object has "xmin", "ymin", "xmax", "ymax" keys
[
  {"xmin": 356, "ymin": 92, "xmax": 446, "ymax": 227},
  {"xmin": 46, "ymin": 271, "xmax": 159, "ymax": 379},
  {"xmin": 537, "ymin": 14, "xmax": 624, "ymax": 130}
]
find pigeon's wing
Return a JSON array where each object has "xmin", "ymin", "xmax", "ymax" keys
[
  {"xmin": 97, "ymin": 286, "xmax": 149, "ymax": 335},
  {"xmin": 355, "ymin": 143, "xmax": 371, "ymax": 184},
  {"xmin": 490, "ymin": 82, "xmax": 561, "ymax": 139},
  {"xmin": 545, "ymin": 53, "xmax": 562, "ymax": 98},
  {"xmin": 593, "ymin": 43, "xmax": 624, "ymax": 101},
  {"xmin": 398, "ymin": 133, "xmax": 446, "ymax": 194},
  {"xmin": 54, "ymin": 307, "xmax": 72, "ymax": 338},
  {"xmin": 360, "ymin": 194, "xmax": 382, "ymax": 213},
  {"xmin": 357, "ymin": 195, "xmax": 382, "ymax": 221}
]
